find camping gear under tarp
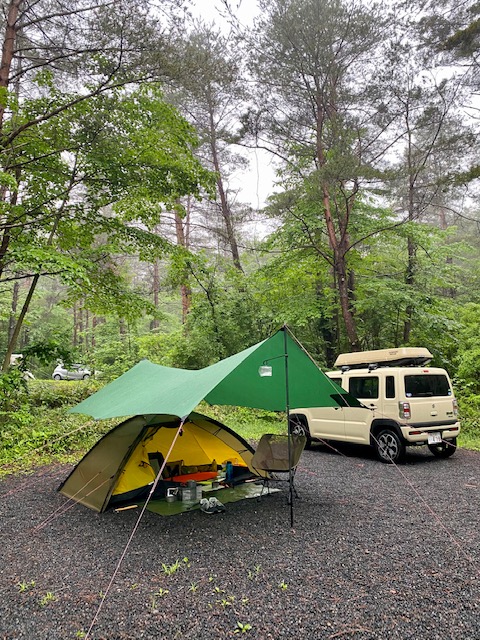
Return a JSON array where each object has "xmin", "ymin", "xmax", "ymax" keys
[
  {"xmin": 61, "ymin": 327, "xmax": 362, "ymax": 515},
  {"xmin": 68, "ymin": 328, "xmax": 359, "ymax": 421},
  {"xmin": 145, "ymin": 482, "xmax": 280, "ymax": 517},
  {"xmin": 58, "ymin": 412, "xmax": 259, "ymax": 512}
]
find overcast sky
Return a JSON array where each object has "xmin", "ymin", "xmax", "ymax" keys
[
  {"xmin": 190, "ymin": 0, "xmax": 259, "ymax": 27},
  {"xmin": 188, "ymin": 0, "xmax": 277, "ymax": 210}
]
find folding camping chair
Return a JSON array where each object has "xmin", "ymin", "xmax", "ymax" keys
[{"xmin": 251, "ymin": 433, "xmax": 306, "ymax": 499}]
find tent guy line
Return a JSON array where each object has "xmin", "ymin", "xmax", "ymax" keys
[
  {"xmin": 84, "ymin": 421, "xmax": 185, "ymax": 640},
  {"xmin": 33, "ymin": 471, "xmax": 111, "ymax": 533}
]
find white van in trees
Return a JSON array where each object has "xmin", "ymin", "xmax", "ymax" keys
[{"xmin": 290, "ymin": 347, "xmax": 460, "ymax": 463}]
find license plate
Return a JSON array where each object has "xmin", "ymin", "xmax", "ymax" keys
[{"xmin": 428, "ymin": 432, "xmax": 442, "ymax": 444}]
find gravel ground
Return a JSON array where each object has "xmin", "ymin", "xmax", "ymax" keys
[{"xmin": 0, "ymin": 443, "xmax": 479, "ymax": 640}]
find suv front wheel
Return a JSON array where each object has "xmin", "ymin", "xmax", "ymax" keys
[
  {"xmin": 374, "ymin": 429, "xmax": 406, "ymax": 464},
  {"xmin": 289, "ymin": 415, "xmax": 312, "ymax": 449}
]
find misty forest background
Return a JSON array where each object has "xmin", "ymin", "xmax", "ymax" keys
[{"xmin": 1, "ymin": 0, "xmax": 480, "ymax": 463}]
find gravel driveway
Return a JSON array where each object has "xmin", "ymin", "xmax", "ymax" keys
[{"xmin": 0, "ymin": 444, "xmax": 478, "ymax": 639}]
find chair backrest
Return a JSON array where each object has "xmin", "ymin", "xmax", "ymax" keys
[{"xmin": 251, "ymin": 433, "xmax": 306, "ymax": 473}]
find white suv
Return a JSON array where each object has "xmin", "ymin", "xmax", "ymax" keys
[{"xmin": 290, "ymin": 347, "xmax": 460, "ymax": 463}]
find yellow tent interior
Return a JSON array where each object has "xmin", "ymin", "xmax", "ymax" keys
[{"xmin": 58, "ymin": 412, "xmax": 262, "ymax": 512}]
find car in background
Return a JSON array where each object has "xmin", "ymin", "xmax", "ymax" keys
[{"xmin": 52, "ymin": 364, "xmax": 91, "ymax": 380}]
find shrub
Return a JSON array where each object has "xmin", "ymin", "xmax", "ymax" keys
[{"xmin": 27, "ymin": 380, "xmax": 102, "ymax": 408}]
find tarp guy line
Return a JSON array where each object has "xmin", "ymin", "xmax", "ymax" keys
[
  {"xmin": 369, "ymin": 432, "xmax": 475, "ymax": 564},
  {"xmin": 84, "ymin": 421, "xmax": 184, "ymax": 640},
  {"xmin": 300, "ymin": 435, "xmax": 475, "ymax": 566}
]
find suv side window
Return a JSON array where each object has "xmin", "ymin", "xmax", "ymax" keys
[
  {"xmin": 385, "ymin": 375, "xmax": 395, "ymax": 398},
  {"xmin": 349, "ymin": 376, "xmax": 379, "ymax": 399},
  {"xmin": 329, "ymin": 377, "xmax": 344, "ymax": 388}
]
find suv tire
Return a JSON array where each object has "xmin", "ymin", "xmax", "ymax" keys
[
  {"xmin": 289, "ymin": 415, "xmax": 312, "ymax": 449},
  {"xmin": 428, "ymin": 437, "xmax": 457, "ymax": 458},
  {"xmin": 374, "ymin": 428, "xmax": 406, "ymax": 464}
]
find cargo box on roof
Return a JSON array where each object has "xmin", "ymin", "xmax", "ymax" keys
[{"xmin": 334, "ymin": 347, "xmax": 433, "ymax": 370}]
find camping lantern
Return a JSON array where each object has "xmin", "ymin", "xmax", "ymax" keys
[{"xmin": 258, "ymin": 365, "xmax": 273, "ymax": 377}]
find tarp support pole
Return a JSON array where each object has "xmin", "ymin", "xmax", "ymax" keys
[{"xmin": 284, "ymin": 325, "xmax": 294, "ymax": 528}]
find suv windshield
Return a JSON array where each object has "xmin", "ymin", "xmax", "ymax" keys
[{"xmin": 404, "ymin": 374, "xmax": 451, "ymax": 397}]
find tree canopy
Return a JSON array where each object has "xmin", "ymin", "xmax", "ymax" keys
[{"xmin": 0, "ymin": 0, "xmax": 479, "ymax": 393}]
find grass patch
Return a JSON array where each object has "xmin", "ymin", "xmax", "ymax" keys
[
  {"xmin": 199, "ymin": 403, "xmax": 286, "ymax": 442},
  {"xmin": 457, "ymin": 395, "xmax": 480, "ymax": 451}
]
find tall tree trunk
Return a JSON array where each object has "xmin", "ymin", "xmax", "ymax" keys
[
  {"xmin": 315, "ymin": 97, "xmax": 360, "ymax": 351},
  {"xmin": 0, "ymin": 0, "xmax": 22, "ymax": 128},
  {"xmin": 8, "ymin": 280, "xmax": 19, "ymax": 343},
  {"xmin": 175, "ymin": 203, "xmax": 192, "ymax": 324},
  {"xmin": 73, "ymin": 302, "xmax": 78, "ymax": 348},
  {"xmin": 321, "ymin": 183, "xmax": 360, "ymax": 351},
  {"xmin": 2, "ymin": 274, "xmax": 39, "ymax": 370},
  {"xmin": 151, "ymin": 258, "xmax": 160, "ymax": 330},
  {"xmin": 91, "ymin": 316, "xmax": 100, "ymax": 348},
  {"xmin": 330, "ymin": 243, "xmax": 359, "ymax": 351},
  {"xmin": 403, "ymin": 134, "xmax": 416, "ymax": 344},
  {"xmin": 77, "ymin": 306, "xmax": 84, "ymax": 348},
  {"xmin": 85, "ymin": 307, "xmax": 90, "ymax": 351},
  {"xmin": 0, "ymin": 165, "xmax": 21, "ymax": 281},
  {"xmin": 0, "ymin": 2, "xmax": 22, "ymax": 280},
  {"xmin": 403, "ymin": 236, "xmax": 416, "ymax": 343},
  {"xmin": 439, "ymin": 208, "xmax": 455, "ymax": 298},
  {"xmin": 208, "ymin": 104, "xmax": 243, "ymax": 272}
]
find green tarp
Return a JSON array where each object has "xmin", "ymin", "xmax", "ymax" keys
[{"xmin": 70, "ymin": 328, "xmax": 358, "ymax": 419}]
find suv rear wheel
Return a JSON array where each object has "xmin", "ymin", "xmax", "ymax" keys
[
  {"xmin": 374, "ymin": 429, "xmax": 406, "ymax": 464},
  {"xmin": 428, "ymin": 437, "xmax": 457, "ymax": 458}
]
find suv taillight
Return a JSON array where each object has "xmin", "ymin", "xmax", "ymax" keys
[
  {"xmin": 399, "ymin": 401, "xmax": 411, "ymax": 419},
  {"xmin": 453, "ymin": 398, "xmax": 458, "ymax": 416}
]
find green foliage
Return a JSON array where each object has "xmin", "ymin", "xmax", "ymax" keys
[
  {"xmin": 91, "ymin": 340, "xmax": 138, "ymax": 382},
  {"xmin": 21, "ymin": 339, "xmax": 75, "ymax": 369},
  {"xmin": 0, "ymin": 401, "xmax": 112, "ymax": 477},
  {"xmin": 453, "ymin": 303, "xmax": 480, "ymax": 394},
  {"xmin": 457, "ymin": 395, "xmax": 480, "ymax": 450},
  {"xmin": 27, "ymin": 380, "xmax": 101, "ymax": 408},
  {"xmin": 0, "ymin": 81, "xmax": 214, "ymax": 362},
  {"xmin": 0, "ymin": 368, "xmax": 28, "ymax": 413},
  {"xmin": 200, "ymin": 403, "xmax": 285, "ymax": 441}
]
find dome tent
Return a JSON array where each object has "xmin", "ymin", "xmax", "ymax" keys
[{"xmin": 58, "ymin": 412, "xmax": 258, "ymax": 512}]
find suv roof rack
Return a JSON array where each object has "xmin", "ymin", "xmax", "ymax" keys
[{"xmin": 334, "ymin": 347, "xmax": 433, "ymax": 370}]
